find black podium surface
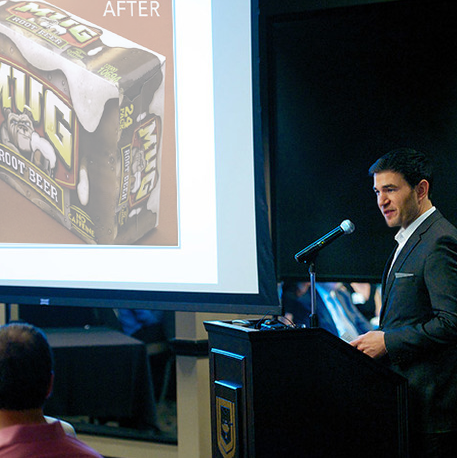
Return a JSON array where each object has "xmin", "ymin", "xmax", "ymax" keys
[{"xmin": 204, "ymin": 320, "xmax": 408, "ymax": 458}]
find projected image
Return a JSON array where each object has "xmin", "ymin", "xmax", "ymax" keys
[
  {"xmin": 0, "ymin": 0, "xmax": 276, "ymax": 312},
  {"xmin": 0, "ymin": 0, "xmax": 177, "ymax": 245}
]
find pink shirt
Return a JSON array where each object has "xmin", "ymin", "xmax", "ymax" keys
[{"xmin": 0, "ymin": 422, "xmax": 103, "ymax": 457}]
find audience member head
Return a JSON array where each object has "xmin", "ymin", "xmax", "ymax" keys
[{"xmin": 0, "ymin": 323, "xmax": 53, "ymax": 411}]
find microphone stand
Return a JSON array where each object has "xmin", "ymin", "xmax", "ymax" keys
[{"xmin": 308, "ymin": 260, "xmax": 318, "ymax": 328}]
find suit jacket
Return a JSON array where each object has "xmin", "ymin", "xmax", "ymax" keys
[{"xmin": 379, "ymin": 210, "xmax": 457, "ymax": 433}]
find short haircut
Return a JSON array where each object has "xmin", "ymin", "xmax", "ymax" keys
[
  {"xmin": 0, "ymin": 323, "xmax": 53, "ymax": 410},
  {"xmin": 368, "ymin": 147, "xmax": 434, "ymax": 197}
]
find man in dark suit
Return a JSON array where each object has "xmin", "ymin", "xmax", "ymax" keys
[{"xmin": 350, "ymin": 148, "xmax": 457, "ymax": 458}]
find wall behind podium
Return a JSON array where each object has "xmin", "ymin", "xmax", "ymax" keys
[{"xmin": 265, "ymin": 0, "xmax": 457, "ymax": 282}]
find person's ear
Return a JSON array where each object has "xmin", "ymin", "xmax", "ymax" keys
[
  {"xmin": 415, "ymin": 179, "xmax": 430, "ymax": 201},
  {"xmin": 46, "ymin": 372, "xmax": 55, "ymax": 400}
]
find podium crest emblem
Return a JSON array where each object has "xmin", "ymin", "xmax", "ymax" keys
[{"xmin": 216, "ymin": 396, "xmax": 237, "ymax": 458}]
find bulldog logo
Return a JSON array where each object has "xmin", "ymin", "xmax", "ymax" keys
[{"xmin": 0, "ymin": 108, "xmax": 56, "ymax": 177}]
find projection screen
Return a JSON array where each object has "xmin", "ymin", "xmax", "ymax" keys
[{"xmin": 0, "ymin": 0, "xmax": 280, "ymax": 314}]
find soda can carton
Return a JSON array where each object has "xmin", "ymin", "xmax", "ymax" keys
[{"xmin": 0, "ymin": 0, "xmax": 165, "ymax": 244}]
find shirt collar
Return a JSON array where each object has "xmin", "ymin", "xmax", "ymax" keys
[{"xmin": 395, "ymin": 206, "xmax": 436, "ymax": 245}]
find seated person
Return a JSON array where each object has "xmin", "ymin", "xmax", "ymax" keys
[
  {"xmin": 344, "ymin": 282, "xmax": 382, "ymax": 326},
  {"xmin": 117, "ymin": 309, "xmax": 165, "ymax": 343},
  {"xmin": 117, "ymin": 309, "xmax": 175, "ymax": 404},
  {"xmin": 281, "ymin": 281, "xmax": 373, "ymax": 342},
  {"xmin": 0, "ymin": 322, "xmax": 103, "ymax": 458}
]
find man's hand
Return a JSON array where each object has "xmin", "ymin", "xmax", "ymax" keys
[{"xmin": 350, "ymin": 331, "xmax": 387, "ymax": 359}]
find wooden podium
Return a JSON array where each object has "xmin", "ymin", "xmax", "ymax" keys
[{"xmin": 204, "ymin": 320, "xmax": 409, "ymax": 458}]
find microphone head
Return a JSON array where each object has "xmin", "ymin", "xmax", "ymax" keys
[{"xmin": 340, "ymin": 219, "xmax": 355, "ymax": 234}]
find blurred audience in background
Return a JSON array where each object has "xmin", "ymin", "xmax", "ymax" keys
[
  {"xmin": 345, "ymin": 282, "xmax": 382, "ymax": 326},
  {"xmin": 281, "ymin": 281, "xmax": 377, "ymax": 341},
  {"xmin": 117, "ymin": 309, "xmax": 165, "ymax": 343}
]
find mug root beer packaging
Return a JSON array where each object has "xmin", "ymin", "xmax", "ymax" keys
[{"xmin": 0, "ymin": 0, "xmax": 165, "ymax": 244}]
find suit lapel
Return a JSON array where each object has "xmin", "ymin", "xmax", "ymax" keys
[
  {"xmin": 379, "ymin": 210, "xmax": 442, "ymax": 325},
  {"xmin": 380, "ymin": 246, "xmax": 397, "ymax": 323}
]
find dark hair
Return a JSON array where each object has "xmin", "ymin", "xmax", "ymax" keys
[
  {"xmin": 368, "ymin": 148, "xmax": 434, "ymax": 197},
  {"xmin": 0, "ymin": 323, "xmax": 53, "ymax": 410}
]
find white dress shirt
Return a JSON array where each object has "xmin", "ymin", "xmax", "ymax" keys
[{"xmin": 389, "ymin": 206, "xmax": 436, "ymax": 274}]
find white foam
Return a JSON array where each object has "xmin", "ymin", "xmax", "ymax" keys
[{"xmin": 2, "ymin": 0, "xmax": 165, "ymax": 133}]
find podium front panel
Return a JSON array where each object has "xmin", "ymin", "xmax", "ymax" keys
[{"xmin": 205, "ymin": 320, "xmax": 408, "ymax": 458}]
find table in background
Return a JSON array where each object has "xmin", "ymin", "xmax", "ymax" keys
[{"xmin": 43, "ymin": 326, "xmax": 157, "ymax": 428}]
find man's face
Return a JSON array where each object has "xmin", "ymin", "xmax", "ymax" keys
[{"xmin": 373, "ymin": 171, "xmax": 421, "ymax": 229}]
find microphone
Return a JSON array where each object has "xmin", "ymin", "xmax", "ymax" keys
[{"xmin": 294, "ymin": 220, "xmax": 355, "ymax": 263}]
